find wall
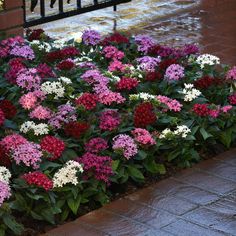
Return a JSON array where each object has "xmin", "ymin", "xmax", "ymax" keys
[{"xmin": 0, "ymin": 0, "xmax": 24, "ymax": 36}]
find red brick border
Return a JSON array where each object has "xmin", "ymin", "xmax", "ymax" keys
[{"xmin": 0, "ymin": 0, "xmax": 24, "ymax": 36}]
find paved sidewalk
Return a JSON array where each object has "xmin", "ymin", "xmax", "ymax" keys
[{"xmin": 44, "ymin": 149, "xmax": 236, "ymax": 236}]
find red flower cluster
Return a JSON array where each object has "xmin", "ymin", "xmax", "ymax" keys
[
  {"xmin": 145, "ymin": 71, "xmax": 162, "ymax": 81},
  {"xmin": 5, "ymin": 58, "xmax": 26, "ymax": 84},
  {"xmin": 102, "ymin": 32, "xmax": 129, "ymax": 45},
  {"xmin": 0, "ymin": 145, "xmax": 11, "ymax": 167},
  {"xmin": 64, "ymin": 121, "xmax": 90, "ymax": 139},
  {"xmin": 22, "ymin": 172, "xmax": 53, "ymax": 191},
  {"xmin": 0, "ymin": 109, "xmax": 5, "ymax": 126},
  {"xmin": 228, "ymin": 94, "xmax": 236, "ymax": 105},
  {"xmin": 194, "ymin": 76, "xmax": 222, "ymax": 89},
  {"xmin": 192, "ymin": 104, "xmax": 210, "ymax": 116},
  {"xmin": 57, "ymin": 59, "xmax": 75, "ymax": 70},
  {"xmin": 36, "ymin": 63, "xmax": 55, "ymax": 78},
  {"xmin": 26, "ymin": 29, "xmax": 46, "ymax": 41},
  {"xmin": 134, "ymin": 102, "xmax": 157, "ymax": 127},
  {"xmin": 46, "ymin": 46, "xmax": 79, "ymax": 62},
  {"xmin": 75, "ymin": 93, "xmax": 98, "ymax": 110},
  {"xmin": 116, "ymin": 77, "xmax": 139, "ymax": 90},
  {"xmin": 0, "ymin": 100, "xmax": 17, "ymax": 119},
  {"xmin": 40, "ymin": 135, "xmax": 65, "ymax": 160},
  {"xmin": 159, "ymin": 58, "xmax": 177, "ymax": 71}
]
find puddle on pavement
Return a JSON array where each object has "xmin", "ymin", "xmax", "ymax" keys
[{"xmin": 26, "ymin": 0, "xmax": 201, "ymax": 41}]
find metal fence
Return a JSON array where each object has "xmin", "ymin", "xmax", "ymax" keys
[{"xmin": 23, "ymin": 0, "xmax": 131, "ymax": 27}]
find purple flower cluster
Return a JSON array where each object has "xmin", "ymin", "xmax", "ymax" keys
[
  {"xmin": 85, "ymin": 137, "xmax": 108, "ymax": 154},
  {"xmin": 165, "ymin": 64, "xmax": 185, "ymax": 81},
  {"xmin": 10, "ymin": 45, "xmax": 35, "ymax": 60},
  {"xmin": 99, "ymin": 110, "xmax": 120, "ymax": 131},
  {"xmin": 112, "ymin": 134, "xmax": 138, "ymax": 159},
  {"xmin": 12, "ymin": 142, "xmax": 43, "ymax": 169},
  {"xmin": 78, "ymin": 61, "xmax": 97, "ymax": 69},
  {"xmin": 79, "ymin": 153, "xmax": 113, "ymax": 183},
  {"xmin": 137, "ymin": 56, "xmax": 161, "ymax": 72},
  {"xmin": 134, "ymin": 35, "xmax": 155, "ymax": 54},
  {"xmin": 82, "ymin": 29, "xmax": 101, "ymax": 46},
  {"xmin": 16, "ymin": 68, "xmax": 41, "ymax": 91},
  {"xmin": 49, "ymin": 104, "xmax": 77, "ymax": 129},
  {"xmin": 0, "ymin": 181, "xmax": 11, "ymax": 206},
  {"xmin": 226, "ymin": 66, "xmax": 236, "ymax": 81}
]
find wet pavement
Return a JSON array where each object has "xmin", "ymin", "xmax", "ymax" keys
[{"xmin": 44, "ymin": 149, "xmax": 236, "ymax": 236}]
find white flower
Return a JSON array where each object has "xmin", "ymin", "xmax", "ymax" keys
[
  {"xmin": 53, "ymin": 160, "xmax": 83, "ymax": 188},
  {"xmin": 30, "ymin": 40, "xmax": 40, "ymax": 45},
  {"xmin": 0, "ymin": 167, "xmax": 11, "ymax": 184},
  {"xmin": 58, "ymin": 76, "xmax": 72, "ymax": 84},
  {"xmin": 38, "ymin": 42, "xmax": 52, "ymax": 52},
  {"xmin": 53, "ymin": 39, "xmax": 66, "ymax": 49},
  {"xmin": 181, "ymin": 83, "xmax": 201, "ymax": 102},
  {"xmin": 196, "ymin": 54, "xmax": 220, "ymax": 69},
  {"xmin": 129, "ymin": 93, "xmax": 157, "ymax": 102},
  {"xmin": 20, "ymin": 121, "xmax": 49, "ymax": 136},
  {"xmin": 41, "ymin": 81, "xmax": 65, "ymax": 99},
  {"xmin": 174, "ymin": 125, "xmax": 191, "ymax": 138}
]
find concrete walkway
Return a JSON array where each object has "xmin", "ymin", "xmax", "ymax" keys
[{"xmin": 44, "ymin": 149, "xmax": 236, "ymax": 236}]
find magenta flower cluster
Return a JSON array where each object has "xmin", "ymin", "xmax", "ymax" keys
[
  {"xmin": 99, "ymin": 110, "xmax": 120, "ymax": 131},
  {"xmin": 112, "ymin": 134, "xmax": 138, "ymax": 159},
  {"xmin": 132, "ymin": 128, "xmax": 156, "ymax": 146},
  {"xmin": 226, "ymin": 66, "xmax": 236, "ymax": 81},
  {"xmin": 157, "ymin": 95, "xmax": 183, "ymax": 112},
  {"xmin": 29, "ymin": 105, "xmax": 52, "ymax": 120},
  {"xmin": 12, "ymin": 142, "xmax": 43, "ymax": 169},
  {"xmin": 137, "ymin": 56, "xmax": 161, "ymax": 71},
  {"xmin": 85, "ymin": 137, "xmax": 108, "ymax": 154},
  {"xmin": 10, "ymin": 45, "xmax": 35, "ymax": 60},
  {"xmin": 102, "ymin": 46, "xmax": 125, "ymax": 60},
  {"xmin": 165, "ymin": 64, "xmax": 185, "ymax": 81}
]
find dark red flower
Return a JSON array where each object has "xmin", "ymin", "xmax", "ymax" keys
[
  {"xmin": 159, "ymin": 58, "xmax": 178, "ymax": 71},
  {"xmin": 36, "ymin": 63, "xmax": 55, "ymax": 78},
  {"xmin": 26, "ymin": 29, "xmax": 46, "ymax": 41},
  {"xmin": 194, "ymin": 76, "xmax": 222, "ymax": 89},
  {"xmin": 0, "ymin": 145, "xmax": 11, "ymax": 167},
  {"xmin": 134, "ymin": 102, "xmax": 157, "ymax": 127},
  {"xmin": 145, "ymin": 71, "xmax": 162, "ymax": 81},
  {"xmin": 228, "ymin": 94, "xmax": 236, "ymax": 105},
  {"xmin": 40, "ymin": 135, "xmax": 65, "ymax": 160},
  {"xmin": 192, "ymin": 104, "xmax": 210, "ymax": 116},
  {"xmin": 64, "ymin": 121, "xmax": 90, "ymax": 139},
  {"xmin": 57, "ymin": 59, "xmax": 75, "ymax": 70},
  {"xmin": 0, "ymin": 100, "xmax": 17, "ymax": 119},
  {"xmin": 0, "ymin": 109, "xmax": 5, "ymax": 126},
  {"xmin": 116, "ymin": 77, "xmax": 139, "ymax": 90},
  {"xmin": 102, "ymin": 32, "xmax": 129, "ymax": 45},
  {"xmin": 75, "ymin": 93, "xmax": 98, "ymax": 110},
  {"xmin": 22, "ymin": 172, "xmax": 53, "ymax": 191}
]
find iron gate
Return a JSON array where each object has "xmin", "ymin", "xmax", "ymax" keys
[{"xmin": 23, "ymin": 0, "xmax": 131, "ymax": 27}]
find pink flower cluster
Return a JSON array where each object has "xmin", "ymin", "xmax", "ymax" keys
[
  {"xmin": 12, "ymin": 142, "xmax": 43, "ymax": 169},
  {"xmin": 16, "ymin": 68, "xmax": 41, "ymax": 91},
  {"xmin": 79, "ymin": 153, "xmax": 113, "ymax": 183},
  {"xmin": 0, "ymin": 134, "xmax": 27, "ymax": 153},
  {"xmin": 112, "ymin": 134, "xmax": 138, "ymax": 159},
  {"xmin": 132, "ymin": 128, "xmax": 156, "ymax": 146},
  {"xmin": 108, "ymin": 60, "xmax": 130, "ymax": 72},
  {"xmin": 103, "ymin": 46, "xmax": 125, "ymax": 60},
  {"xmin": 134, "ymin": 35, "xmax": 155, "ymax": 54},
  {"xmin": 99, "ymin": 110, "xmax": 120, "ymax": 131},
  {"xmin": 0, "ymin": 181, "xmax": 11, "ymax": 206},
  {"xmin": 19, "ymin": 90, "xmax": 45, "ymax": 110},
  {"xmin": 30, "ymin": 105, "xmax": 52, "ymax": 120},
  {"xmin": 85, "ymin": 137, "xmax": 108, "ymax": 154},
  {"xmin": 228, "ymin": 94, "xmax": 236, "ymax": 105},
  {"xmin": 157, "ymin": 95, "xmax": 183, "ymax": 112},
  {"xmin": 165, "ymin": 64, "xmax": 185, "ymax": 81},
  {"xmin": 226, "ymin": 66, "xmax": 236, "ymax": 81},
  {"xmin": 10, "ymin": 45, "xmax": 35, "ymax": 60},
  {"xmin": 137, "ymin": 56, "xmax": 161, "ymax": 72}
]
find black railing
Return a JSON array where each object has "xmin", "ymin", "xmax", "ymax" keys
[{"xmin": 23, "ymin": 0, "xmax": 131, "ymax": 27}]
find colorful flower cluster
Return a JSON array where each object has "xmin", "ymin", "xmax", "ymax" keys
[
  {"xmin": 165, "ymin": 64, "xmax": 185, "ymax": 81},
  {"xmin": 132, "ymin": 128, "xmax": 156, "ymax": 146},
  {"xmin": 99, "ymin": 109, "xmax": 120, "ymax": 131},
  {"xmin": 82, "ymin": 29, "xmax": 101, "ymax": 46},
  {"xmin": 157, "ymin": 95, "xmax": 183, "ymax": 112},
  {"xmin": 85, "ymin": 137, "xmax": 108, "ymax": 154}
]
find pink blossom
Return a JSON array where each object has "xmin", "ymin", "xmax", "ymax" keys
[
  {"xmin": 132, "ymin": 128, "xmax": 156, "ymax": 145},
  {"xmin": 85, "ymin": 138, "xmax": 108, "ymax": 154},
  {"xmin": 221, "ymin": 105, "xmax": 233, "ymax": 113},
  {"xmin": 226, "ymin": 66, "xmax": 236, "ymax": 81},
  {"xmin": 103, "ymin": 46, "xmax": 125, "ymax": 60},
  {"xmin": 0, "ymin": 181, "xmax": 11, "ymax": 206},
  {"xmin": 99, "ymin": 110, "xmax": 120, "ymax": 131},
  {"xmin": 157, "ymin": 95, "xmax": 183, "ymax": 112},
  {"xmin": 29, "ymin": 105, "xmax": 52, "ymax": 120}
]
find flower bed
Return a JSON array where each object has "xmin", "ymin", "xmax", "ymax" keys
[{"xmin": 0, "ymin": 29, "xmax": 236, "ymax": 235}]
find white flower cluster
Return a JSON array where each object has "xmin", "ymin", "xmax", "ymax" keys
[
  {"xmin": 196, "ymin": 54, "xmax": 220, "ymax": 69},
  {"xmin": 159, "ymin": 125, "xmax": 191, "ymax": 139},
  {"xmin": 58, "ymin": 76, "xmax": 72, "ymax": 84},
  {"xmin": 0, "ymin": 166, "xmax": 11, "ymax": 184},
  {"xmin": 53, "ymin": 160, "xmax": 83, "ymax": 188},
  {"xmin": 41, "ymin": 81, "xmax": 65, "ymax": 99},
  {"xmin": 52, "ymin": 39, "xmax": 67, "ymax": 49},
  {"xmin": 129, "ymin": 92, "xmax": 157, "ymax": 101},
  {"xmin": 104, "ymin": 71, "xmax": 121, "ymax": 82},
  {"xmin": 30, "ymin": 40, "xmax": 52, "ymax": 52},
  {"xmin": 20, "ymin": 121, "xmax": 49, "ymax": 136},
  {"xmin": 181, "ymin": 83, "xmax": 201, "ymax": 102}
]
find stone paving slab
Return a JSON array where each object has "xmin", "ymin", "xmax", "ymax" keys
[{"xmin": 43, "ymin": 149, "xmax": 236, "ymax": 235}]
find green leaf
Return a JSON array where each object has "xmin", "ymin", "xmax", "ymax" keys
[
  {"xmin": 41, "ymin": 208, "xmax": 55, "ymax": 224},
  {"xmin": 112, "ymin": 160, "xmax": 120, "ymax": 171},
  {"xmin": 3, "ymin": 216, "xmax": 24, "ymax": 235},
  {"xmin": 137, "ymin": 150, "xmax": 148, "ymax": 160},
  {"xmin": 67, "ymin": 195, "xmax": 81, "ymax": 215},
  {"xmin": 144, "ymin": 160, "xmax": 166, "ymax": 174},
  {"xmin": 40, "ymin": 161, "xmax": 61, "ymax": 171},
  {"xmin": 200, "ymin": 127, "xmax": 213, "ymax": 140},
  {"xmin": 127, "ymin": 166, "xmax": 144, "ymax": 181},
  {"xmin": 219, "ymin": 128, "xmax": 233, "ymax": 148}
]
